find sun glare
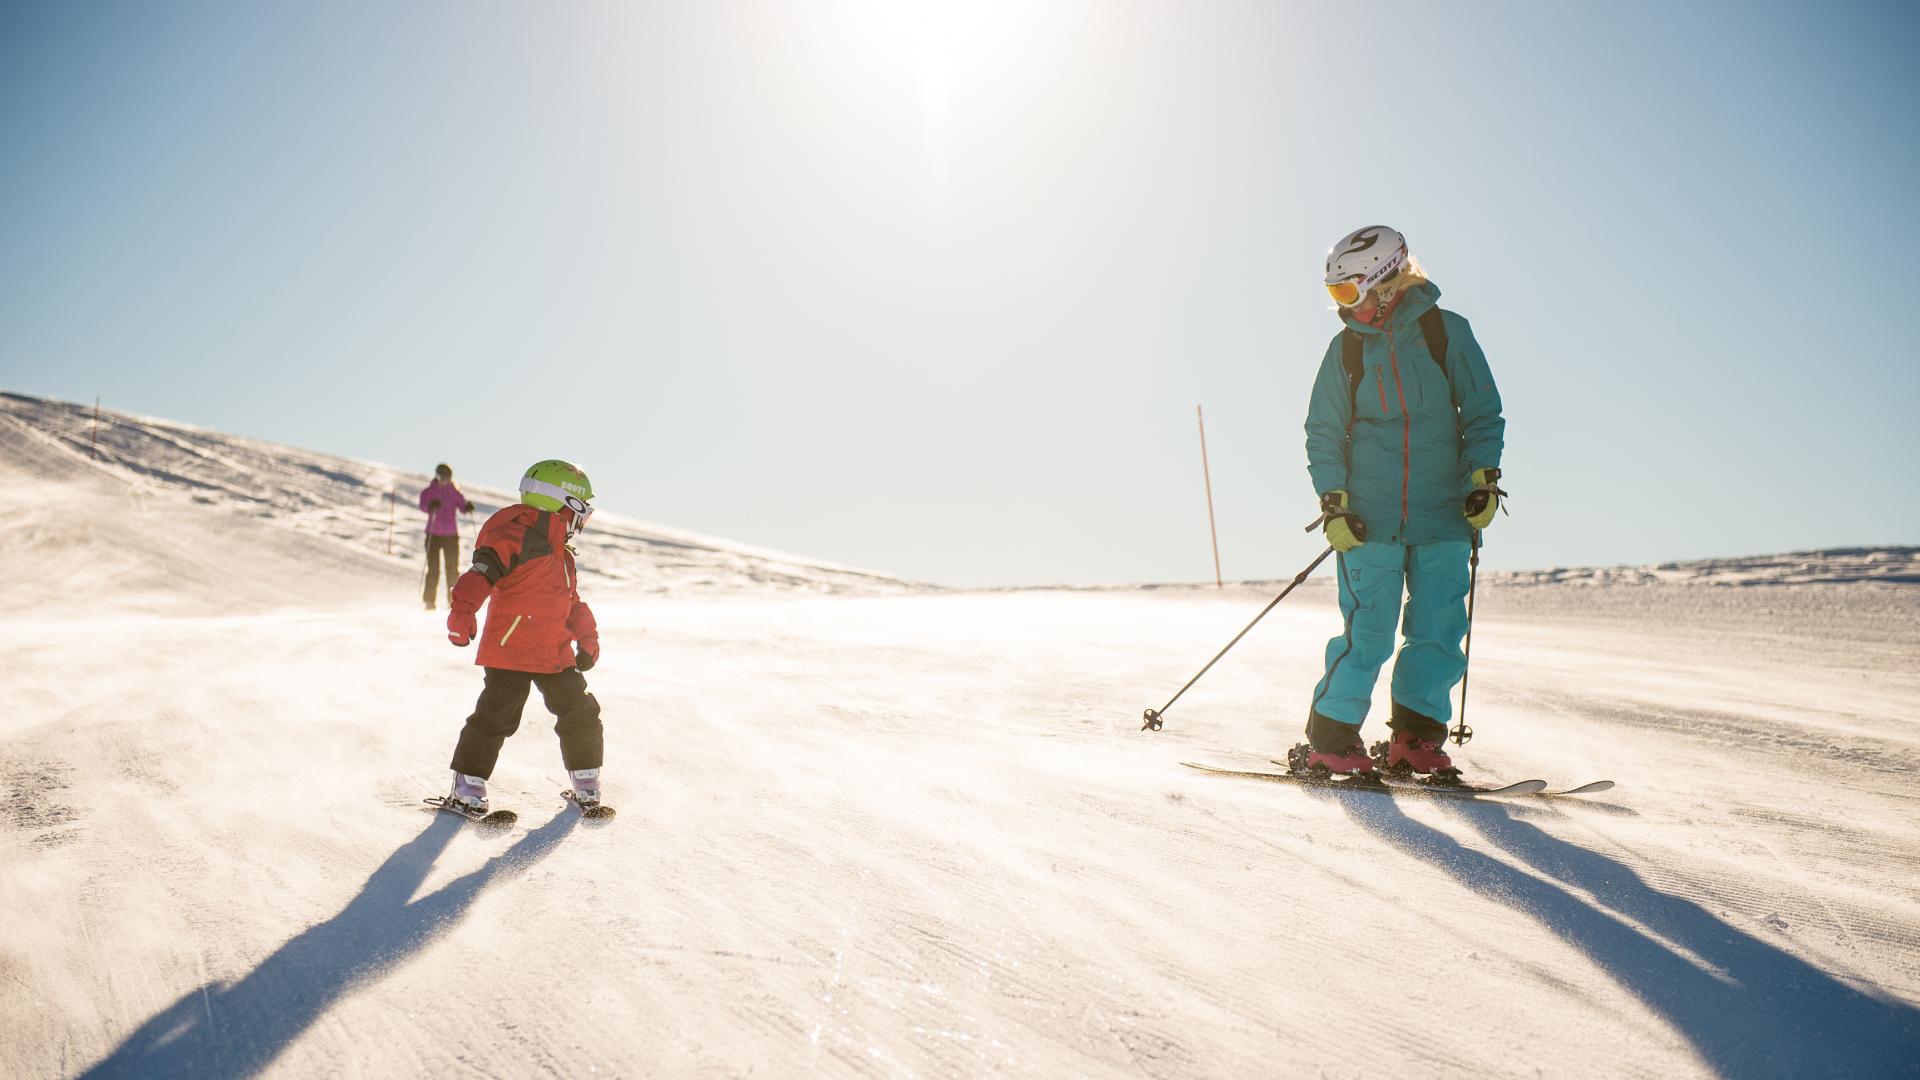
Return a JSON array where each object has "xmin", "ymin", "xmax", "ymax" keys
[{"xmin": 834, "ymin": 1, "xmax": 1043, "ymax": 187}]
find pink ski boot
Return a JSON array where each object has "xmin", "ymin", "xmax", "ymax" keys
[
  {"xmin": 1295, "ymin": 712, "xmax": 1377, "ymax": 776},
  {"xmin": 1382, "ymin": 728, "xmax": 1459, "ymax": 779},
  {"xmin": 1306, "ymin": 742, "xmax": 1377, "ymax": 775}
]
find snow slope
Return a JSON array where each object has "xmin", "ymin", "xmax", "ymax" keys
[
  {"xmin": 3, "ymin": 395, "xmax": 1918, "ymax": 1079},
  {"xmin": 0, "ymin": 392, "xmax": 921, "ymax": 609}
]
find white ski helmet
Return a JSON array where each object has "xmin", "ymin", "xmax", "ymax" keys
[{"xmin": 1324, "ymin": 225, "xmax": 1408, "ymax": 307}]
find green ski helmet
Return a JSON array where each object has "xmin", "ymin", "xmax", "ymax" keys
[{"xmin": 518, "ymin": 459, "xmax": 595, "ymax": 532}]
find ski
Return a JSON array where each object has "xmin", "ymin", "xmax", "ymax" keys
[
  {"xmin": 422, "ymin": 796, "xmax": 518, "ymax": 828},
  {"xmin": 1268, "ymin": 758, "xmax": 1553, "ymax": 795},
  {"xmin": 561, "ymin": 789, "xmax": 617, "ymax": 820},
  {"xmin": 1541, "ymin": 780, "xmax": 1616, "ymax": 796},
  {"xmin": 1277, "ymin": 759, "xmax": 1615, "ymax": 797},
  {"xmin": 1179, "ymin": 762, "xmax": 1547, "ymax": 797}
]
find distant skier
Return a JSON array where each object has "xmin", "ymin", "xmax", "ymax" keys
[
  {"xmin": 418, "ymin": 463, "xmax": 474, "ymax": 610},
  {"xmin": 441, "ymin": 460, "xmax": 606, "ymax": 813},
  {"xmin": 1301, "ymin": 226, "xmax": 1506, "ymax": 776}
]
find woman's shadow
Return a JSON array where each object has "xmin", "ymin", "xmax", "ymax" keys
[
  {"xmin": 81, "ymin": 809, "xmax": 579, "ymax": 1079},
  {"xmin": 1332, "ymin": 792, "xmax": 1920, "ymax": 1079}
]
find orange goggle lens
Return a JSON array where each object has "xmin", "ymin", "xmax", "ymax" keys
[{"xmin": 1325, "ymin": 280, "xmax": 1364, "ymax": 307}]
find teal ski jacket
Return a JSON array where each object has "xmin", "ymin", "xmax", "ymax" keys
[{"xmin": 1303, "ymin": 281, "xmax": 1504, "ymax": 546}]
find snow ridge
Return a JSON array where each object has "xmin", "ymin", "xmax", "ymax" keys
[
  {"xmin": 1495, "ymin": 547, "xmax": 1920, "ymax": 588},
  {"xmin": 0, "ymin": 391, "xmax": 923, "ymax": 599}
]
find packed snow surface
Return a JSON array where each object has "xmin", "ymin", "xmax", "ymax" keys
[{"xmin": 3, "ymin": 392, "xmax": 1918, "ymax": 1079}]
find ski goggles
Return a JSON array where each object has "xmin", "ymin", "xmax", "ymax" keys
[
  {"xmin": 1324, "ymin": 279, "xmax": 1367, "ymax": 307},
  {"xmin": 518, "ymin": 477, "xmax": 595, "ymax": 530}
]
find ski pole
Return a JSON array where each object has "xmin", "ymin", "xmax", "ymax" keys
[
  {"xmin": 1142, "ymin": 542, "xmax": 1337, "ymax": 732},
  {"xmin": 1451, "ymin": 529, "xmax": 1481, "ymax": 746}
]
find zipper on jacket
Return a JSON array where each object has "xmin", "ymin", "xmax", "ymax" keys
[
  {"xmin": 1376, "ymin": 370, "xmax": 1390, "ymax": 415},
  {"xmin": 499, "ymin": 614, "xmax": 525, "ymax": 647},
  {"xmin": 1387, "ymin": 329, "xmax": 1412, "ymax": 525}
]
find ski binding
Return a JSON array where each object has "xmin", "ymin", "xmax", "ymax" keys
[
  {"xmin": 562, "ymin": 789, "xmax": 617, "ymax": 820},
  {"xmin": 423, "ymin": 796, "xmax": 518, "ymax": 828}
]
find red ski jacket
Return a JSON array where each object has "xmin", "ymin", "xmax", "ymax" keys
[{"xmin": 449, "ymin": 505, "xmax": 598, "ymax": 673}]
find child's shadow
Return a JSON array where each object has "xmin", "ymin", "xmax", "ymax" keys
[
  {"xmin": 1332, "ymin": 792, "xmax": 1920, "ymax": 1079},
  {"xmin": 81, "ymin": 809, "xmax": 579, "ymax": 1079}
]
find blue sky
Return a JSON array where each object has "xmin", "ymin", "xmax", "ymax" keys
[{"xmin": 3, "ymin": 1, "xmax": 1915, "ymax": 587}]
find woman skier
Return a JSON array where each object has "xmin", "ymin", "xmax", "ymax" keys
[
  {"xmin": 417, "ymin": 463, "xmax": 474, "ymax": 610},
  {"xmin": 440, "ymin": 459, "xmax": 608, "ymax": 815},
  {"xmin": 1300, "ymin": 225, "xmax": 1506, "ymax": 778}
]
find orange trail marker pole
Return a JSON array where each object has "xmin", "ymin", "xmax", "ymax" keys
[{"xmin": 1197, "ymin": 404, "xmax": 1222, "ymax": 588}]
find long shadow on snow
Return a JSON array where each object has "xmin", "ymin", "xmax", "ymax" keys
[
  {"xmin": 1331, "ymin": 792, "xmax": 1920, "ymax": 1079},
  {"xmin": 79, "ymin": 809, "xmax": 578, "ymax": 1080}
]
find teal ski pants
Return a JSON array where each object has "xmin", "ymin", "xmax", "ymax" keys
[{"xmin": 1310, "ymin": 540, "xmax": 1472, "ymax": 727}]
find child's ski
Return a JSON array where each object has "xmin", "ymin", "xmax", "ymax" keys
[
  {"xmin": 562, "ymin": 789, "xmax": 617, "ymax": 820},
  {"xmin": 422, "ymin": 796, "xmax": 518, "ymax": 828}
]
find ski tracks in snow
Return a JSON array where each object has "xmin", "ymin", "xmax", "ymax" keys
[{"xmin": 3, "ymin": 546, "xmax": 1918, "ymax": 1076}]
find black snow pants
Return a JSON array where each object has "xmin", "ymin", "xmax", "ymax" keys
[{"xmin": 449, "ymin": 666, "xmax": 604, "ymax": 779}]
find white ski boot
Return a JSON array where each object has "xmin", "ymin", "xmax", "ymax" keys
[
  {"xmin": 567, "ymin": 768, "xmax": 602, "ymax": 810},
  {"xmin": 450, "ymin": 772, "xmax": 490, "ymax": 815}
]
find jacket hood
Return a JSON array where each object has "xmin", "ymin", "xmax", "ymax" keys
[{"xmin": 1339, "ymin": 280, "xmax": 1442, "ymax": 336}]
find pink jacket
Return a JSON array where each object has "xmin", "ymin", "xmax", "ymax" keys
[{"xmin": 418, "ymin": 480, "xmax": 471, "ymax": 536}]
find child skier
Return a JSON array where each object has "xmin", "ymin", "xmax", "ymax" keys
[
  {"xmin": 440, "ymin": 459, "xmax": 607, "ymax": 814},
  {"xmin": 1300, "ymin": 226, "xmax": 1506, "ymax": 778}
]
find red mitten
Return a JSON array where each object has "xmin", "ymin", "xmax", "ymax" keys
[
  {"xmin": 446, "ymin": 571, "xmax": 493, "ymax": 647},
  {"xmin": 447, "ymin": 607, "xmax": 477, "ymax": 647},
  {"xmin": 566, "ymin": 600, "xmax": 597, "ymax": 638}
]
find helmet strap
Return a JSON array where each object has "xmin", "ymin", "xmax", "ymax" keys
[{"xmin": 1374, "ymin": 267, "xmax": 1410, "ymax": 306}]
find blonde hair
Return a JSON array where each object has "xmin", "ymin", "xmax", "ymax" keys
[
  {"xmin": 1402, "ymin": 253, "xmax": 1427, "ymax": 284},
  {"xmin": 1374, "ymin": 254, "xmax": 1428, "ymax": 304}
]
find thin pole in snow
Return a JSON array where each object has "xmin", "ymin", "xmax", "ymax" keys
[
  {"xmin": 388, "ymin": 490, "xmax": 396, "ymax": 555},
  {"xmin": 1451, "ymin": 529, "xmax": 1482, "ymax": 746},
  {"xmin": 89, "ymin": 397, "xmax": 101, "ymax": 458},
  {"xmin": 1197, "ymin": 404, "xmax": 1223, "ymax": 588},
  {"xmin": 1143, "ymin": 544, "xmax": 1336, "ymax": 731}
]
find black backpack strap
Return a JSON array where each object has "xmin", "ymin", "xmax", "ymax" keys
[
  {"xmin": 1418, "ymin": 307, "xmax": 1450, "ymax": 377},
  {"xmin": 1341, "ymin": 329, "xmax": 1363, "ymax": 423}
]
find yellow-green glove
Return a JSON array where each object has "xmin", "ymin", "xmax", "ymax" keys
[
  {"xmin": 1464, "ymin": 467, "xmax": 1506, "ymax": 529},
  {"xmin": 1320, "ymin": 490, "xmax": 1367, "ymax": 552}
]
